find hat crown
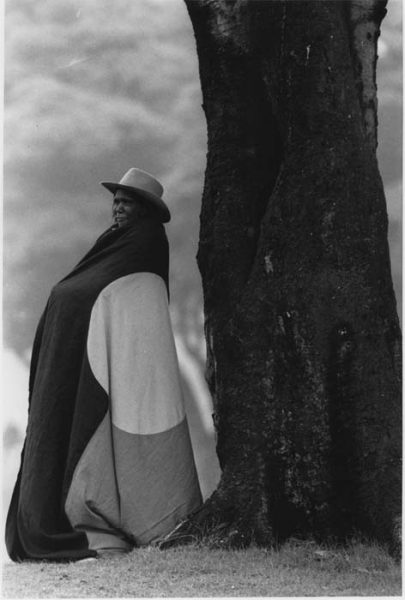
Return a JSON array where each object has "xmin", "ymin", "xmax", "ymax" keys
[{"xmin": 119, "ymin": 168, "xmax": 163, "ymax": 198}]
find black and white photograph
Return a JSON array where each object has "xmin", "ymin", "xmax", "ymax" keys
[{"xmin": 2, "ymin": 0, "xmax": 402, "ymax": 596}]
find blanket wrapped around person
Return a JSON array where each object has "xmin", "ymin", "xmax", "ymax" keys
[{"xmin": 6, "ymin": 219, "xmax": 202, "ymax": 561}]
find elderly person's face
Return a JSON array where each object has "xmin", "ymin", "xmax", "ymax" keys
[{"xmin": 112, "ymin": 189, "xmax": 145, "ymax": 228}]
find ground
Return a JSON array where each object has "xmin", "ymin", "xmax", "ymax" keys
[{"xmin": 2, "ymin": 540, "xmax": 401, "ymax": 597}]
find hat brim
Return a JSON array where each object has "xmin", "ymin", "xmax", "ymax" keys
[{"xmin": 101, "ymin": 182, "xmax": 171, "ymax": 223}]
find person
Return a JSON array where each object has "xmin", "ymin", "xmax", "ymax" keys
[{"xmin": 6, "ymin": 167, "xmax": 202, "ymax": 561}]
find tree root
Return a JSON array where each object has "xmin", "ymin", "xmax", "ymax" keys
[{"xmin": 156, "ymin": 494, "xmax": 271, "ymax": 550}]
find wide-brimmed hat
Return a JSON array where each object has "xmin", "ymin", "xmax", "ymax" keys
[{"xmin": 101, "ymin": 167, "xmax": 170, "ymax": 223}]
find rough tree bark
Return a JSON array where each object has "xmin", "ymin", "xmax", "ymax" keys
[{"xmin": 172, "ymin": 0, "xmax": 401, "ymax": 552}]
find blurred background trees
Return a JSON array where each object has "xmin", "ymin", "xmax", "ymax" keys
[{"xmin": 2, "ymin": 0, "xmax": 401, "ymax": 544}]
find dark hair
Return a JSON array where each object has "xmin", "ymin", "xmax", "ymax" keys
[{"xmin": 128, "ymin": 193, "xmax": 157, "ymax": 220}]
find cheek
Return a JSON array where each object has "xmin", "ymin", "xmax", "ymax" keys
[{"xmin": 126, "ymin": 205, "xmax": 137, "ymax": 217}]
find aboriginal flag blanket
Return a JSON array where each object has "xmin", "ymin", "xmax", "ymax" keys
[{"xmin": 6, "ymin": 220, "xmax": 202, "ymax": 561}]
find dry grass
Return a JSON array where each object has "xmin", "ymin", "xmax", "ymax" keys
[{"xmin": 2, "ymin": 540, "xmax": 401, "ymax": 597}]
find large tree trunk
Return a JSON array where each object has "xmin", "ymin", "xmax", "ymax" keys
[{"xmin": 179, "ymin": 0, "xmax": 401, "ymax": 551}]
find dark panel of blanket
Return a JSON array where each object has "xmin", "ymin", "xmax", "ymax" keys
[{"xmin": 6, "ymin": 220, "xmax": 169, "ymax": 561}]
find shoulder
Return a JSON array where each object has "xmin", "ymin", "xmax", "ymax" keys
[
  {"xmin": 115, "ymin": 220, "xmax": 168, "ymax": 264},
  {"xmin": 124, "ymin": 219, "xmax": 167, "ymax": 244}
]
